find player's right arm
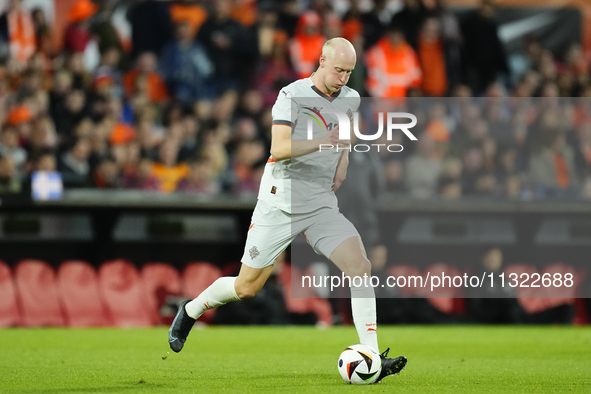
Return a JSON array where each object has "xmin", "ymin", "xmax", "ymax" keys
[{"xmin": 270, "ymin": 125, "xmax": 349, "ymax": 161}]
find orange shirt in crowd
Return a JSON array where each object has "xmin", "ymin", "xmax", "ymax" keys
[
  {"xmin": 169, "ymin": 3, "xmax": 208, "ymax": 37},
  {"xmin": 151, "ymin": 162, "xmax": 189, "ymax": 192},
  {"xmin": 7, "ymin": 9, "xmax": 36, "ymax": 65},
  {"xmin": 123, "ymin": 70, "xmax": 169, "ymax": 103},
  {"xmin": 366, "ymin": 37, "xmax": 422, "ymax": 98},
  {"xmin": 109, "ymin": 123, "xmax": 137, "ymax": 145},
  {"xmin": 554, "ymin": 154, "xmax": 571, "ymax": 188},
  {"xmin": 229, "ymin": 0, "xmax": 257, "ymax": 27},
  {"xmin": 289, "ymin": 12, "xmax": 325, "ymax": 79},
  {"xmin": 418, "ymin": 37, "xmax": 447, "ymax": 96}
]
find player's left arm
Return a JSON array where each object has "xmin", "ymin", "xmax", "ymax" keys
[{"xmin": 332, "ymin": 144, "xmax": 349, "ymax": 192}]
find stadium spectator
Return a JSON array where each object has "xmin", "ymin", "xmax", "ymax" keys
[
  {"xmin": 119, "ymin": 157, "xmax": 159, "ymax": 191},
  {"xmin": 0, "ymin": 0, "xmax": 36, "ymax": 67},
  {"xmin": 461, "ymin": 146, "xmax": 495, "ymax": 196},
  {"xmin": 460, "ymin": 0, "xmax": 508, "ymax": 95},
  {"xmin": 365, "ymin": 23, "xmax": 421, "ymax": 98},
  {"xmin": 123, "ymin": 52, "xmax": 168, "ymax": 105},
  {"xmin": 359, "ymin": 0, "xmax": 392, "ymax": 51},
  {"xmin": 25, "ymin": 115, "xmax": 57, "ymax": 160},
  {"xmin": 417, "ymin": 17, "xmax": 447, "ymax": 97},
  {"xmin": 35, "ymin": 151, "xmax": 57, "ymax": 172},
  {"xmin": 255, "ymin": 5, "xmax": 280, "ymax": 59},
  {"xmin": 177, "ymin": 157, "xmax": 220, "ymax": 194},
  {"xmin": 6, "ymin": 104, "xmax": 33, "ymax": 140},
  {"xmin": 169, "ymin": 0, "xmax": 208, "ymax": 39},
  {"xmin": 253, "ymin": 30, "xmax": 298, "ymax": 108},
  {"xmin": 90, "ymin": 1, "xmax": 124, "ymax": 56},
  {"xmin": 289, "ymin": 11, "xmax": 325, "ymax": 79},
  {"xmin": 93, "ymin": 46, "xmax": 123, "ymax": 95},
  {"xmin": 160, "ymin": 21, "xmax": 213, "ymax": 105},
  {"xmin": 151, "ymin": 139, "xmax": 189, "ymax": 193},
  {"xmin": 127, "ymin": 0, "xmax": 174, "ymax": 59},
  {"xmin": 58, "ymin": 137, "xmax": 91, "ymax": 188},
  {"xmin": 229, "ymin": 139, "xmax": 265, "ymax": 191},
  {"xmin": 0, "ymin": 156, "xmax": 20, "ymax": 193},
  {"xmin": 197, "ymin": 0, "xmax": 253, "ymax": 94},
  {"xmin": 433, "ymin": 0, "xmax": 463, "ymax": 90},
  {"xmin": 405, "ymin": 134, "xmax": 442, "ymax": 198},
  {"xmin": 437, "ymin": 156, "xmax": 463, "ymax": 198},
  {"xmin": 93, "ymin": 156, "xmax": 119, "ymax": 189},
  {"xmin": 529, "ymin": 132, "xmax": 578, "ymax": 197},
  {"xmin": 390, "ymin": 0, "xmax": 430, "ymax": 50},
  {"xmin": 383, "ymin": 159, "xmax": 405, "ymax": 194},
  {"xmin": 0, "ymin": 124, "xmax": 26, "ymax": 175},
  {"xmin": 31, "ymin": 7, "xmax": 52, "ymax": 57},
  {"xmin": 63, "ymin": 0, "xmax": 97, "ymax": 54}
]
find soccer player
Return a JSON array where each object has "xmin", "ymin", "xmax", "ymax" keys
[{"xmin": 169, "ymin": 37, "xmax": 407, "ymax": 383}]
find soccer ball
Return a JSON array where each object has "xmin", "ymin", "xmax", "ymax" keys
[{"xmin": 337, "ymin": 344, "xmax": 382, "ymax": 385}]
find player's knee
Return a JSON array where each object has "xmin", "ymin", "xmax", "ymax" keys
[
  {"xmin": 346, "ymin": 258, "xmax": 372, "ymax": 278},
  {"xmin": 235, "ymin": 282, "xmax": 260, "ymax": 299}
]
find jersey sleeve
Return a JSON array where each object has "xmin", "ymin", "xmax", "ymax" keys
[{"xmin": 272, "ymin": 89, "xmax": 296, "ymax": 127}]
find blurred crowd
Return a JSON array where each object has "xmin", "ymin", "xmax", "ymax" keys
[{"xmin": 0, "ymin": 0, "xmax": 590, "ymax": 200}]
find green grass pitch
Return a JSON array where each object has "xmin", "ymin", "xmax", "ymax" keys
[{"xmin": 0, "ymin": 326, "xmax": 590, "ymax": 393}]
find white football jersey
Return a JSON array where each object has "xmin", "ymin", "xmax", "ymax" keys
[{"xmin": 258, "ymin": 76, "xmax": 361, "ymax": 214}]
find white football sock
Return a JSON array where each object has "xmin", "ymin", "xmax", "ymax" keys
[
  {"xmin": 351, "ymin": 285, "xmax": 379, "ymax": 352},
  {"xmin": 185, "ymin": 277, "xmax": 240, "ymax": 319}
]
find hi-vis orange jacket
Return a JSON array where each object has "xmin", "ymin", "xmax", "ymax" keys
[
  {"xmin": 365, "ymin": 37, "xmax": 422, "ymax": 97},
  {"xmin": 289, "ymin": 12, "xmax": 325, "ymax": 79}
]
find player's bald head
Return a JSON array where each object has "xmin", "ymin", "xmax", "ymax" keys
[{"xmin": 322, "ymin": 37, "xmax": 356, "ymax": 64}]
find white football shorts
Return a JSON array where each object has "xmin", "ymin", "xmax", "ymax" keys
[{"xmin": 241, "ymin": 199, "xmax": 359, "ymax": 269}]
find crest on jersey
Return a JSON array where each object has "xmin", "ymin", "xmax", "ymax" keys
[
  {"xmin": 347, "ymin": 108, "xmax": 353, "ymax": 122},
  {"xmin": 249, "ymin": 246, "xmax": 260, "ymax": 260}
]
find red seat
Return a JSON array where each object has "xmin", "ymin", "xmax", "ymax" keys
[
  {"xmin": 57, "ymin": 261, "xmax": 108, "ymax": 327},
  {"xmin": 98, "ymin": 260, "xmax": 151, "ymax": 327},
  {"xmin": 14, "ymin": 260, "xmax": 65, "ymax": 327},
  {"xmin": 141, "ymin": 263, "xmax": 182, "ymax": 325},
  {"xmin": 425, "ymin": 263, "xmax": 463, "ymax": 315},
  {"xmin": 541, "ymin": 263, "xmax": 578, "ymax": 309},
  {"xmin": 182, "ymin": 262, "xmax": 222, "ymax": 324},
  {"xmin": 0, "ymin": 261, "xmax": 20, "ymax": 327},
  {"xmin": 504, "ymin": 263, "xmax": 546, "ymax": 313}
]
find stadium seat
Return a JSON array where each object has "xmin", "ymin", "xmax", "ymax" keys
[
  {"xmin": 541, "ymin": 263, "xmax": 577, "ymax": 309},
  {"xmin": 14, "ymin": 260, "xmax": 65, "ymax": 327},
  {"xmin": 504, "ymin": 263, "xmax": 546, "ymax": 313},
  {"xmin": 141, "ymin": 262, "xmax": 182, "ymax": 325},
  {"xmin": 57, "ymin": 261, "xmax": 108, "ymax": 327},
  {"xmin": 424, "ymin": 263, "xmax": 463, "ymax": 315},
  {"xmin": 98, "ymin": 260, "xmax": 151, "ymax": 327},
  {"xmin": 0, "ymin": 261, "xmax": 21, "ymax": 327},
  {"xmin": 182, "ymin": 262, "xmax": 223, "ymax": 324}
]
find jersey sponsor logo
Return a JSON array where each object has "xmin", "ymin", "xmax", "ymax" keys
[{"xmin": 249, "ymin": 246, "xmax": 260, "ymax": 260}]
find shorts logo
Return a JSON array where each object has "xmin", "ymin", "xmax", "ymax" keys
[
  {"xmin": 271, "ymin": 186, "xmax": 277, "ymax": 194},
  {"xmin": 249, "ymin": 246, "xmax": 260, "ymax": 260}
]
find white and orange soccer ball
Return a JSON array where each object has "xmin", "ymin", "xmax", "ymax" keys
[{"xmin": 337, "ymin": 344, "xmax": 382, "ymax": 385}]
